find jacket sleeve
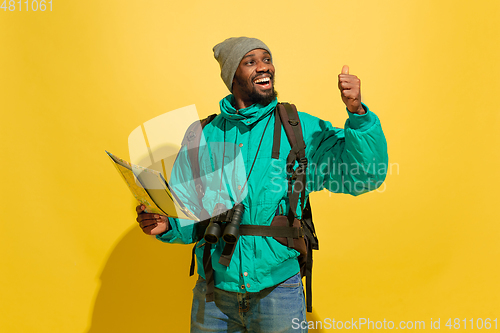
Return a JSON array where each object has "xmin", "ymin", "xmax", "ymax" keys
[
  {"xmin": 302, "ymin": 104, "xmax": 388, "ymax": 196},
  {"xmin": 155, "ymin": 145, "xmax": 201, "ymax": 244}
]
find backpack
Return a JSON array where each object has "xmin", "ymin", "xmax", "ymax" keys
[{"xmin": 180, "ymin": 102, "xmax": 319, "ymax": 312}]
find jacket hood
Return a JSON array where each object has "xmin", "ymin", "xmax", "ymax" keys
[{"xmin": 219, "ymin": 95, "xmax": 278, "ymax": 126}]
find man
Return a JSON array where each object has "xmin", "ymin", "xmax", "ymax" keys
[{"xmin": 136, "ymin": 37, "xmax": 388, "ymax": 332}]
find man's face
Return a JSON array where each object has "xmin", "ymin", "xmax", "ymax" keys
[{"xmin": 232, "ymin": 48, "xmax": 276, "ymax": 107}]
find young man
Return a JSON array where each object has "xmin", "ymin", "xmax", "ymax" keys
[{"xmin": 136, "ymin": 37, "xmax": 388, "ymax": 332}]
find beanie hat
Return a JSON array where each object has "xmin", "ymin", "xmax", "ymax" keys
[{"xmin": 213, "ymin": 37, "xmax": 272, "ymax": 92}]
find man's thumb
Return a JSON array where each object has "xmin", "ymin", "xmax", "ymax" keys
[
  {"xmin": 136, "ymin": 204, "xmax": 146, "ymax": 214},
  {"xmin": 341, "ymin": 65, "xmax": 349, "ymax": 75}
]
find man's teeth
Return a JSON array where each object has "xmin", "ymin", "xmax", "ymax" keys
[{"xmin": 254, "ymin": 78, "xmax": 270, "ymax": 84}]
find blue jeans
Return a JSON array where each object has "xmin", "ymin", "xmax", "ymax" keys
[{"xmin": 191, "ymin": 273, "xmax": 307, "ymax": 333}]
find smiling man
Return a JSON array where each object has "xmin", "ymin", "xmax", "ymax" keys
[{"xmin": 136, "ymin": 37, "xmax": 388, "ymax": 332}]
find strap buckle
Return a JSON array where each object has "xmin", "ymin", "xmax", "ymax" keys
[
  {"xmin": 290, "ymin": 157, "xmax": 308, "ymax": 180},
  {"xmin": 298, "ymin": 157, "xmax": 308, "ymax": 168}
]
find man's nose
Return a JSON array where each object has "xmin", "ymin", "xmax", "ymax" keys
[{"xmin": 256, "ymin": 60, "xmax": 269, "ymax": 72}]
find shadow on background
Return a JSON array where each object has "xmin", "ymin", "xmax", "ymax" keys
[
  {"xmin": 86, "ymin": 226, "xmax": 196, "ymax": 332},
  {"xmin": 86, "ymin": 224, "xmax": 326, "ymax": 332}
]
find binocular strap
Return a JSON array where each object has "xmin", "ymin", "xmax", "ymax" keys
[{"xmin": 219, "ymin": 242, "xmax": 237, "ymax": 267}]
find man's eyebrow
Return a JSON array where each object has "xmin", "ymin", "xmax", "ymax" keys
[{"xmin": 242, "ymin": 51, "xmax": 270, "ymax": 59}]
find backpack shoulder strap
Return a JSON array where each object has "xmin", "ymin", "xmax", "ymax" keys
[
  {"xmin": 180, "ymin": 114, "xmax": 217, "ymax": 277},
  {"xmin": 181, "ymin": 113, "xmax": 217, "ymax": 218},
  {"xmin": 273, "ymin": 103, "xmax": 319, "ymax": 313},
  {"xmin": 276, "ymin": 103, "xmax": 308, "ymax": 219},
  {"xmin": 276, "ymin": 103, "xmax": 306, "ymax": 164}
]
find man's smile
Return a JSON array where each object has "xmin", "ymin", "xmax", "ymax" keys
[{"xmin": 253, "ymin": 76, "xmax": 272, "ymax": 89}]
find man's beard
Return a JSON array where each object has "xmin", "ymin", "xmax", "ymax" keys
[
  {"xmin": 234, "ymin": 73, "xmax": 278, "ymax": 107},
  {"xmin": 248, "ymin": 87, "xmax": 278, "ymax": 106}
]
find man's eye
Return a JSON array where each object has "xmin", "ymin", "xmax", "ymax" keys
[{"xmin": 246, "ymin": 61, "xmax": 254, "ymax": 65}]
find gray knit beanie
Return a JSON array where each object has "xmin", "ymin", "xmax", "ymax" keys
[{"xmin": 213, "ymin": 37, "xmax": 272, "ymax": 92}]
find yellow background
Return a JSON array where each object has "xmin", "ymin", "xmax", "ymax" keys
[{"xmin": 1, "ymin": 0, "xmax": 499, "ymax": 332}]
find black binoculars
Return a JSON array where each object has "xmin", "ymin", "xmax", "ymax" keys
[{"xmin": 204, "ymin": 203, "xmax": 244, "ymax": 244}]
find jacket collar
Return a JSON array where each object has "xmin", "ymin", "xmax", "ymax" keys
[{"xmin": 219, "ymin": 95, "xmax": 277, "ymax": 126}]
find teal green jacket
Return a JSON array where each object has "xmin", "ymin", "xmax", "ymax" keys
[{"xmin": 157, "ymin": 95, "xmax": 388, "ymax": 292}]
